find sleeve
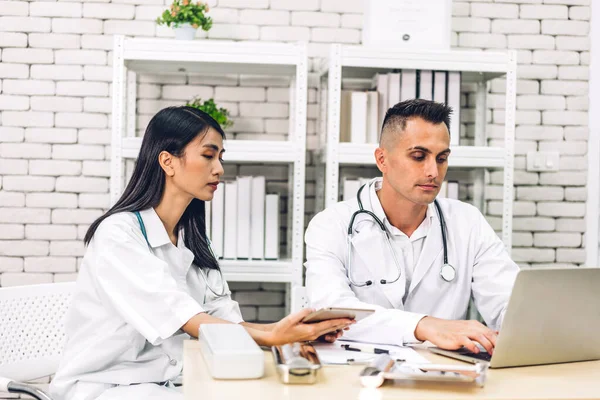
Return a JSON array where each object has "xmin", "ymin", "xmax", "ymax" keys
[
  {"xmin": 91, "ymin": 217, "xmax": 205, "ymax": 345},
  {"xmin": 471, "ymin": 211, "xmax": 520, "ymax": 330},
  {"xmin": 202, "ymin": 277, "xmax": 244, "ymax": 324},
  {"xmin": 304, "ymin": 209, "xmax": 426, "ymax": 346}
]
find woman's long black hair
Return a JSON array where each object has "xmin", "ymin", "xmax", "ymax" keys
[{"xmin": 84, "ymin": 106, "xmax": 225, "ymax": 271}]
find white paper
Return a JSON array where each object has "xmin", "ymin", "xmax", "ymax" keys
[{"xmin": 314, "ymin": 340, "xmax": 430, "ymax": 366}]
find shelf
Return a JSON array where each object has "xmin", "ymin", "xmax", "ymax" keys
[
  {"xmin": 332, "ymin": 143, "xmax": 505, "ymax": 168},
  {"xmin": 121, "ymin": 137, "xmax": 302, "ymax": 164},
  {"xmin": 219, "ymin": 259, "xmax": 294, "ymax": 283},
  {"xmin": 320, "ymin": 46, "xmax": 510, "ymax": 83},
  {"xmin": 121, "ymin": 38, "xmax": 299, "ymax": 76}
]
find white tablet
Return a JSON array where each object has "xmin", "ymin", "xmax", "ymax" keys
[{"xmin": 301, "ymin": 307, "xmax": 375, "ymax": 323}]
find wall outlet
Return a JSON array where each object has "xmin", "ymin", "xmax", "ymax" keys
[{"xmin": 526, "ymin": 151, "xmax": 560, "ymax": 172}]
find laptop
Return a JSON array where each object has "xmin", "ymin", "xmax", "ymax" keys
[{"xmin": 429, "ymin": 268, "xmax": 600, "ymax": 368}]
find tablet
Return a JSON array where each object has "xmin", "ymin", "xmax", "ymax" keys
[{"xmin": 301, "ymin": 307, "xmax": 375, "ymax": 323}]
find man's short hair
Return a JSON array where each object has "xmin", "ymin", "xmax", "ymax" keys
[{"xmin": 380, "ymin": 99, "xmax": 453, "ymax": 148}]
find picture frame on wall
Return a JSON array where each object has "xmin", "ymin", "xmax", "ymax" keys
[{"xmin": 362, "ymin": 0, "xmax": 452, "ymax": 50}]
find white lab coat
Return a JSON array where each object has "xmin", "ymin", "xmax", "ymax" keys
[
  {"xmin": 50, "ymin": 208, "xmax": 243, "ymax": 400},
  {"xmin": 305, "ymin": 178, "xmax": 519, "ymax": 346}
]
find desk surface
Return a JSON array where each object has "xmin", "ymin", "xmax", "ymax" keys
[{"xmin": 183, "ymin": 340, "xmax": 600, "ymax": 400}]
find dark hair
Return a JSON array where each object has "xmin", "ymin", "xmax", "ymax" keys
[
  {"xmin": 381, "ymin": 99, "xmax": 453, "ymax": 144},
  {"xmin": 85, "ymin": 106, "xmax": 225, "ymax": 271}
]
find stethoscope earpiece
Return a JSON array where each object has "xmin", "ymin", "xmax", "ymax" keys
[{"xmin": 346, "ymin": 182, "xmax": 457, "ymax": 288}]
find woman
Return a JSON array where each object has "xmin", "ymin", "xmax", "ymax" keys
[{"xmin": 50, "ymin": 107, "xmax": 353, "ymax": 400}]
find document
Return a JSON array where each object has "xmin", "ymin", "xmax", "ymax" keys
[{"xmin": 313, "ymin": 340, "xmax": 430, "ymax": 366}]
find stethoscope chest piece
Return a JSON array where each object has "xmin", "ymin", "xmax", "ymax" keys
[{"xmin": 440, "ymin": 263, "xmax": 456, "ymax": 282}]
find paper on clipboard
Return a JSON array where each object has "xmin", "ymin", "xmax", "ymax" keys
[{"xmin": 313, "ymin": 340, "xmax": 430, "ymax": 366}]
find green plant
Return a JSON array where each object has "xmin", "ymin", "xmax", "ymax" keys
[
  {"xmin": 156, "ymin": 0, "xmax": 212, "ymax": 31},
  {"xmin": 186, "ymin": 98, "xmax": 234, "ymax": 129}
]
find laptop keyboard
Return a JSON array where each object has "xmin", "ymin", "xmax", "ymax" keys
[{"xmin": 457, "ymin": 349, "xmax": 492, "ymax": 362}]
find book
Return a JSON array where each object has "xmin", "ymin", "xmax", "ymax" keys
[
  {"xmin": 210, "ymin": 181, "xmax": 225, "ymax": 259},
  {"xmin": 223, "ymin": 181, "xmax": 238, "ymax": 259},
  {"xmin": 250, "ymin": 176, "xmax": 266, "ymax": 260},
  {"xmin": 236, "ymin": 176, "xmax": 252, "ymax": 259},
  {"xmin": 264, "ymin": 194, "xmax": 280, "ymax": 260}
]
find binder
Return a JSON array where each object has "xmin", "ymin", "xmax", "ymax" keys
[
  {"xmin": 250, "ymin": 176, "xmax": 266, "ymax": 260},
  {"xmin": 343, "ymin": 179, "xmax": 361, "ymax": 202},
  {"xmin": 210, "ymin": 182, "xmax": 225, "ymax": 259},
  {"xmin": 350, "ymin": 91, "xmax": 368, "ymax": 144},
  {"xmin": 374, "ymin": 73, "xmax": 389, "ymax": 132},
  {"xmin": 366, "ymin": 91, "xmax": 379, "ymax": 144},
  {"xmin": 418, "ymin": 70, "xmax": 433, "ymax": 101},
  {"xmin": 387, "ymin": 73, "xmax": 400, "ymax": 108},
  {"xmin": 264, "ymin": 194, "xmax": 279, "ymax": 260},
  {"xmin": 236, "ymin": 176, "xmax": 252, "ymax": 259},
  {"xmin": 340, "ymin": 91, "xmax": 353, "ymax": 143},
  {"xmin": 447, "ymin": 71, "xmax": 461, "ymax": 145},
  {"xmin": 400, "ymin": 69, "xmax": 417, "ymax": 101},
  {"xmin": 205, "ymin": 198, "xmax": 211, "ymax": 241},
  {"xmin": 433, "ymin": 71, "xmax": 447, "ymax": 104},
  {"xmin": 447, "ymin": 181, "xmax": 459, "ymax": 200},
  {"xmin": 438, "ymin": 181, "xmax": 448, "ymax": 198},
  {"xmin": 223, "ymin": 181, "xmax": 238, "ymax": 259}
]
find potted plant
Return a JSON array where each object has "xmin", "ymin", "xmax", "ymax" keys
[
  {"xmin": 186, "ymin": 98, "xmax": 234, "ymax": 129},
  {"xmin": 156, "ymin": 0, "xmax": 212, "ymax": 40}
]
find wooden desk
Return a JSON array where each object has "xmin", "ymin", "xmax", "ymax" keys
[{"xmin": 183, "ymin": 340, "xmax": 600, "ymax": 400}]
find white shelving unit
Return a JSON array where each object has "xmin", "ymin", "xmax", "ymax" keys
[
  {"xmin": 111, "ymin": 36, "xmax": 307, "ymax": 301},
  {"xmin": 317, "ymin": 44, "xmax": 516, "ymax": 251}
]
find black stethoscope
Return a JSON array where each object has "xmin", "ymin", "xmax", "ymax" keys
[
  {"xmin": 346, "ymin": 183, "xmax": 456, "ymax": 287},
  {"xmin": 134, "ymin": 211, "xmax": 228, "ymax": 298}
]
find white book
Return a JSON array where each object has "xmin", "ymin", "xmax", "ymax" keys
[
  {"xmin": 433, "ymin": 71, "xmax": 447, "ymax": 104},
  {"xmin": 400, "ymin": 69, "xmax": 417, "ymax": 101},
  {"xmin": 374, "ymin": 73, "xmax": 389, "ymax": 131},
  {"xmin": 447, "ymin": 71, "xmax": 461, "ymax": 145},
  {"xmin": 447, "ymin": 181, "xmax": 459, "ymax": 200},
  {"xmin": 438, "ymin": 181, "xmax": 448, "ymax": 198},
  {"xmin": 340, "ymin": 90, "xmax": 353, "ymax": 143},
  {"xmin": 418, "ymin": 70, "xmax": 433, "ymax": 101},
  {"xmin": 387, "ymin": 73, "xmax": 400, "ymax": 108},
  {"xmin": 250, "ymin": 176, "xmax": 266, "ymax": 260},
  {"xmin": 205, "ymin": 199, "xmax": 211, "ymax": 241},
  {"xmin": 343, "ymin": 179, "xmax": 361, "ymax": 202},
  {"xmin": 264, "ymin": 194, "xmax": 279, "ymax": 260},
  {"xmin": 350, "ymin": 91, "xmax": 368, "ymax": 144},
  {"xmin": 210, "ymin": 182, "xmax": 225, "ymax": 259},
  {"xmin": 236, "ymin": 176, "xmax": 252, "ymax": 259},
  {"xmin": 366, "ymin": 91, "xmax": 379, "ymax": 144},
  {"xmin": 223, "ymin": 181, "xmax": 238, "ymax": 260}
]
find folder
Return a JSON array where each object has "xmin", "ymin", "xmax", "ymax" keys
[
  {"xmin": 373, "ymin": 73, "xmax": 388, "ymax": 132},
  {"xmin": 400, "ymin": 69, "xmax": 417, "ymax": 101},
  {"xmin": 264, "ymin": 194, "xmax": 279, "ymax": 260},
  {"xmin": 210, "ymin": 182, "xmax": 225, "ymax": 259},
  {"xmin": 438, "ymin": 181, "xmax": 448, "ymax": 198},
  {"xmin": 367, "ymin": 91, "xmax": 379, "ymax": 144},
  {"xmin": 447, "ymin": 181, "xmax": 459, "ymax": 200},
  {"xmin": 350, "ymin": 91, "xmax": 368, "ymax": 144},
  {"xmin": 433, "ymin": 71, "xmax": 447, "ymax": 104},
  {"xmin": 343, "ymin": 179, "xmax": 361, "ymax": 202},
  {"xmin": 387, "ymin": 73, "xmax": 400, "ymax": 108},
  {"xmin": 447, "ymin": 71, "xmax": 461, "ymax": 145},
  {"xmin": 250, "ymin": 176, "xmax": 266, "ymax": 260},
  {"xmin": 205, "ymin": 199, "xmax": 211, "ymax": 241},
  {"xmin": 418, "ymin": 70, "xmax": 433, "ymax": 101},
  {"xmin": 236, "ymin": 176, "xmax": 252, "ymax": 260},
  {"xmin": 223, "ymin": 181, "xmax": 238, "ymax": 259},
  {"xmin": 340, "ymin": 91, "xmax": 353, "ymax": 143}
]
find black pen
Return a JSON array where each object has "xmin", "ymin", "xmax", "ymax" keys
[{"xmin": 341, "ymin": 344, "xmax": 390, "ymax": 354}]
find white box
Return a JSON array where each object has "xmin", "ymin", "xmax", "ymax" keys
[
  {"xmin": 350, "ymin": 91, "xmax": 368, "ymax": 144},
  {"xmin": 363, "ymin": 0, "xmax": 451, "ymax": 50},
  {"xmin": 210, "ymin": 182, "xmax": 225, "ymax": 259},
  {"xmin": 223, "ymin": 181, "xmax": 238, "ymax": 260},
  {"xmin": 236, "ymin": 176, "xmax": 252, "ymax": 259},
  {"xmin": 198, "ymin": 324, "xmax": 264, "ymax": 380},
  {"xmin": 250, "ymin": 176, "xmax": 266, "ymax": 260},
  {"xmin": 264, "ymin": 194, "xmax": 279, "ymax": 260}
]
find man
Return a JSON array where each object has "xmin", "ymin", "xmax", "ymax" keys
[{"xmin": 305, "ymin": 99, "xmax": 519, "ymax": 355}]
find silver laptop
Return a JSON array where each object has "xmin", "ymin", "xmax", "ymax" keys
[{"xmin": 430, "ymin": 268, "xmax": 600, "ymax": 368}]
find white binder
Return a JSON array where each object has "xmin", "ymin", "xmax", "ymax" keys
[
  {"xmin": 447, "ymin": 181, "xmax": 459, "ymax": 200},
  {"xmin": 418, "ymin": 70, "xmax": 433, "ymax": 101},
  {"xmin": 250, "ymin": 176, "xmax": 266, "ymax": 260},
  {"xmin": 340, "ymin": 91, "xmax": 353, "ymax": 143},
  {"xmin": 373, "ymin": 73, "xmax": 389, "ymax": 131},
  {"xmin": 210, "ymin": 182, "xmax": 225, "ymax": 259},
  {"xmin": 367, "ymin": 91, "xmax": 379, "ymax": 144},
  {"xmin": 447, "ymin": 71, "xmax": 461, "ymax": 145},
  {"xmin": 387, "ymin": 73, "xmax": 400, "ymax": 108},
  {"xmin": 223, "ymin": 181, "xmax": 238, "ymax": 259},
  {"xmin": 351, "ymin": 91, "xmax": 368, "ymax": 144},
  {"xmin": 433, "ymin": 71, "xmax": 447, "ymax": 104},
  {"xmin": 236, "ymin": 176, "xmax": 252, "ymax": 259},
  {"xmin": 400, "ymin": 70, "xmax": 417, "ymax": 101},
  {"xmin": 264, "ymin": 194, "xmax": 279, "ymax": 260},
  {"xmin": 205, "ymin": 198, "xmax": 211, "ymax": 241},
  {"xmin": 343, "ymin": 179, "xmax": 361, "ymax": 202}
]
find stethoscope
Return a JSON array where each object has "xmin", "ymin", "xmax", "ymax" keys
[
  {"xmin": 347, "ymin": 184, "xmax": 456, "ymax": 287},
  {"xmin": 134, "ymin": 211, "xmax": 228, "ymax": 298}
]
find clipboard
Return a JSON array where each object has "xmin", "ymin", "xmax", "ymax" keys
[{"xmin": 360, "ymin": 354, "xmax": 488, "ymax": 388}]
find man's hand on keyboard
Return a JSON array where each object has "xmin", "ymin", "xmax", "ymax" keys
[{"xmin": 414, "ymin": 316, "xmax": 498, "ymax": 355}]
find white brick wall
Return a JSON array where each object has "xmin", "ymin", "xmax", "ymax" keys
[{"xmin": 0, "ymin": 0, "xmax": 592, "ymax": 324}]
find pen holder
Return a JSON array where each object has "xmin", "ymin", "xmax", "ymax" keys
[{"xmin": 271, "ymin": 342, "xmax": 322, "ymax": 384}]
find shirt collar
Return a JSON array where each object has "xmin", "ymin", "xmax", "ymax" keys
[
  {"xmin": 367, "ymin": 177, "xmax": 435, "ymax": 239},
  {"xmin": 138, "ymin": 208, "xmax": 172, "ymax": 248}
]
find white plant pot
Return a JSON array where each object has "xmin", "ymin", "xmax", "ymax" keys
[{"xmin": 174, "ymin": 23, "xmax": 197, "ymax": 40}]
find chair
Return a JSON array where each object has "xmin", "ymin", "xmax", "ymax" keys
[
  {"xmin": 0, "ymin": 282, "xmax": 76, "ymax": 400},
  {"xmin": 291, "ymin": 285, "xmax": 310, "ymax": 313}
]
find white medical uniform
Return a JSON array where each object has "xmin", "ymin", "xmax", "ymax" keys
[
  {"xmin": 305, "ymin": 178, "xmax": 519, "ymax": 346},
  {"xmin": 50, "ymin": 208, "xmax": 243, "ymax": 400}
]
